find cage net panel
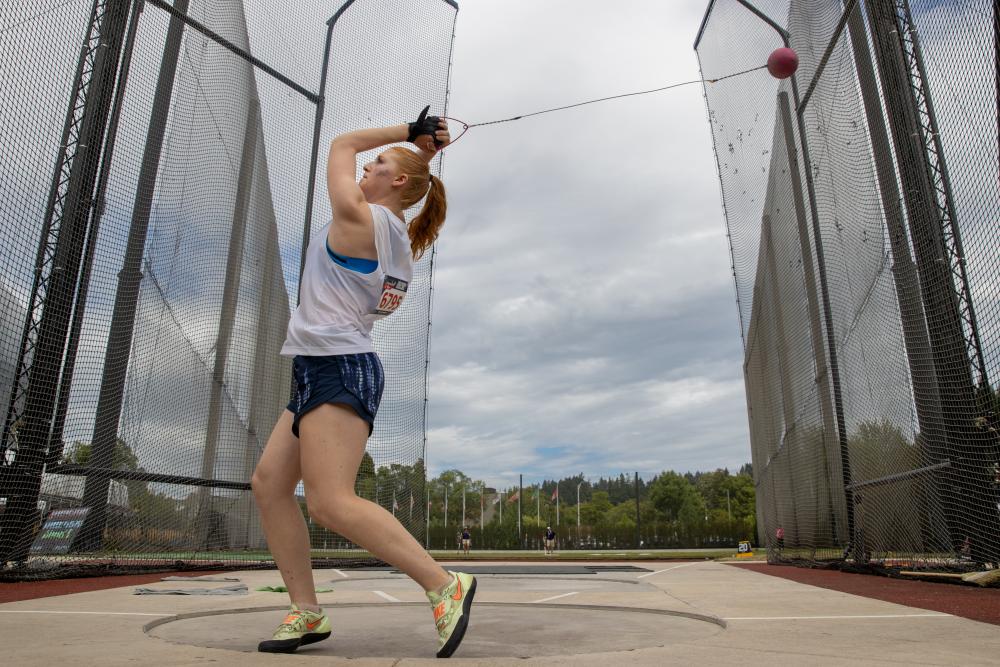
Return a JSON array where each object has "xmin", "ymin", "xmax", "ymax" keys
[
  {"xmin": 697, "ymin": 0, "xmax": 1000, "ymax": 571},
  {"xmin": 0, "ymin": 0, "xmax": 457, "ymax": 579}
]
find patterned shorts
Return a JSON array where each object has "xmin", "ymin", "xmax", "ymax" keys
[{"xmin": 286, "ymin": 353, "xmax": 384, "ymax": 437}]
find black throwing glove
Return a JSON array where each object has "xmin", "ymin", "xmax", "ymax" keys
[{"xmin": 407, "ymin": 105, "xmax": 443, "ymax": 147}]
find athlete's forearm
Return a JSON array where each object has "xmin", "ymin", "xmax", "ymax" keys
[
  {"xmin": 331, "ymin": 124, "xmax": 409, "ymax": 153},
  {"xmin": 415, "ymin": 146, "xmax": 437, "ymax": 163}
]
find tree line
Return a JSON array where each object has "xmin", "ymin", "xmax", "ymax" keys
[{"xmin": 419, "ymin": 464, "xmax": 756, "ymax": 550}]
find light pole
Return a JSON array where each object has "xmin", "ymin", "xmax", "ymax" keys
[{"xmin": 576, "ymin": 481, "xmax": 583, "ymax": 548}]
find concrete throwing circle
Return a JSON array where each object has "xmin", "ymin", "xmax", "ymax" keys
[{"xmin": 146, "ymin": 602, "xmax": 724, "ymax": 659}]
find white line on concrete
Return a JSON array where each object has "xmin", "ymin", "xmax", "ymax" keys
[
  {"xmin": 0, "ymin": 610, "xmax": 170, "ymax": 617},
  {"xmin": 637, "ymin": 562, "xmax": 700, "ymax": 579},
  {"xmin": 373, "ymin": 590, "xmax": 400, "ymax": 602},
  {"xmin": 532, "ymin": 591, "xmax": 579, "ymax": 603},
  {"xmin": 332, "ymin": 569, "xmax": 349, "ymax": 578},
  {"xmin": 724, "ymin": 613, "xmax": 953, "ymax": 621}
]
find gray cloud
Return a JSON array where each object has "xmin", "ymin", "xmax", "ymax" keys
[{"xmin": 425, "ymin": 1, "xmax": 751, "ymax": 486}]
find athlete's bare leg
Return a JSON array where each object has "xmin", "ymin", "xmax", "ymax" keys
[
  {"xmin": 298, "ymin": 403, "xmax": 452, "ymax": 592},
  {"xmin": 251, "ymin": 410, "xmax": 318, "ymax": 609}
]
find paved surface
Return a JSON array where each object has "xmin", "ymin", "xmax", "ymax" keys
[{"xmin": 1, "ymin": 560, "xmax": 999, "ymax": 665}]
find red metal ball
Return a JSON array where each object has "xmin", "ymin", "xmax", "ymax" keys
[{"xmin": 767, "ymin": 47, "xmax": 799, "ymax": 79}]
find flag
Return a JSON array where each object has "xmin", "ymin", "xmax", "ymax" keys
[
  {"xmin": 492, "ymin": 494, "xmax": 501, "ymax": 505},
  {"xmin": 551, "ymin": 487, "xmax": 558, "ymax": 502},
  {"xmin": 409, "ymin": 492, "xmax": 414, "ymax": 511},
  {"xmin": 506, "ymin": 490, "xmax": 520, "ymax": 504},
  {"xmin": 393, "ymin": 496, "xmax": 399, "ymax": 512}
]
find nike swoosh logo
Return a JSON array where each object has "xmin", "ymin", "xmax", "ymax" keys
[
  {"xmin": 306, "ymin": 619, "xmax": 323, "ymax": 630},
  {"xmin": 451, "ymin": 578, "xmax": 463, "ymax": 601}
]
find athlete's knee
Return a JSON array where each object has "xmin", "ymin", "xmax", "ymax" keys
[
  {"xmin": 251, "ymin": 466, "xmax": 291, "ymax": 500},
  {"xmin": 305, "ymin": 491, "xmax": 356, "ymax": 530}
]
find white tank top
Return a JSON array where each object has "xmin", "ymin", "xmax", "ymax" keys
[{"xmin": 280, "ymin": 204, "xmax": 413, "ymax": 356}]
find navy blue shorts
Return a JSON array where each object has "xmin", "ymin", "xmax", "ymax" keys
[{"xmin": 286, "ymin": 353, "xmax": 384, "ymax": 437}]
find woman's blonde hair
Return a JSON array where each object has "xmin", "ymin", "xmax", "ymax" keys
[{"xmin": 385, "ymin": 146, "xmax": 447, "ymax": 260}]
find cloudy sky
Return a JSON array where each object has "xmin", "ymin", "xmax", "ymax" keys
[{"xmin": 423, "ymin": 1, "xmax": 751, "ymax": 486}]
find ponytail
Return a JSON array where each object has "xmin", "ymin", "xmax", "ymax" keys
[
  {"xmin": 383, "ymin": 147, "xmax": 448, "ymax": 260},
  {"xmin": 409, "ymin": 174, "xmax": 447, "ymax": 260}
]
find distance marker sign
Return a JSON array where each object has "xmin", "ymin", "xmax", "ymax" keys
[{"xmin": 30, "ymin": 507, "xmax": 90, "ymax": 554}]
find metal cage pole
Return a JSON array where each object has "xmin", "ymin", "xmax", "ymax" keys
[
  {"xmin": 0, "ymin": 0, "xmax": 134, "ymax": 563},
  {"xmin": 864, "ymin": 0, "xmax": 1000, "ymax": 563},
  {"xmin": 77, "ymin": 0, "xmax": 190, "ymax": 552},
  {"xmin": 696, "ymin": 0, "xmax": 858, "ymax": 557}
]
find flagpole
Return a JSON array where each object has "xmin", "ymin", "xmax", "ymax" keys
[
  {"xmin": 462, "ymin": 485, "xmax": 466, "ymax": 525},
  {"xmin": 499, "ymin": 489, "xmax": 502, "ymax": 525},
  {"xmin": 518, "ymin": 474, "xmax": 522, "ymax": 544},
  {"xmin": 557, "ymin": 486, "xmax": 560, "ymax": 526},
  {"xmin": 536, "ymin": 484, "xmax": 540, "ymax": 524},
  {"xmin": 425, "ymin": 485, "xmax": 430, "ymax": 549}
]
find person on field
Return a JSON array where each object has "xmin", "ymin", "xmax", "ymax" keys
[
  {"xmin": 462, "ymin": 527, "xmax": 472, "ymax": 555},
  {"xmin": 251, "ymin": 108, "xmax": 475, "ymax": 658},
  {"xmin": 544, "ymin": 526, "xmax": 556, "ymax": 555}
]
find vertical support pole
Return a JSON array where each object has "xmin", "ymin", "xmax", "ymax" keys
[
  {"xmin": 761, "ymin": 214, "xmax": 805, "ymax": 543},
  {"xmin": 301, "ymin": 1, "xmax": 358, "ymax": 295},
  {"xmin": 778, "ymin": 91, "xmax": 847, "ymax": 549},
  {"xmin": 786, "ymin": 70, "xmax": 858, "ymax": 558},
  {"xmin": 518, "ymin": 473, "xmax": 523, "ymax": 545},
  {"xmin": 240, "ymin": 215, "xmax": 278, "ymax": 549},
  {"xmin": 844, "ymin": 2, "xmax": 948, "ymax": 551},
  {"xmin": 866, "ymin": 0, "xmax": 999, "ymax": 562},
  {"xmin": 195, "ymin": 98, "xmax": 260, "ymax": 549},
  {"xmin": 78, "ymin": 0, "xmax": 190, "ymax": 551},
  {"xmin": 635, "ymin": 472, "xmax": 640, "ymax": 549},
  {"xmin": 49, "ymin": 0, "xmax": 145, "ymax": 466},
  {"xmin": 1, "ymin": 0, "xmax": 134, "ymax": 561}
]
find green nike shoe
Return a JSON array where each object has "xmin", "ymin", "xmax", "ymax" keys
[
  {"xmin": 427, "ymin": 571, "xmax": 477, "ymax": 658},
  {"xmin": 257, "ymin": 604, "xmax": 331, "ymax": 653}
]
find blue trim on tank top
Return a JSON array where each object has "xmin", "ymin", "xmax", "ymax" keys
[{"xmin": 326, "ymin": 240, "xmax": 378, "ymax": 274}]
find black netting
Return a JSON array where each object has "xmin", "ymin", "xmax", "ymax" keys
[
  {"xmin": 697, "ymin": 0, "xmax": 999, "ymax": 573},
  {"xmin": 0, "ymin": 0, "xmax": 457, "ymax": 580}
]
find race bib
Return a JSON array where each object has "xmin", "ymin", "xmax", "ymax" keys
[{"xmin": 376, "ymin": 276, "xmax": 408, "ymax": 315}]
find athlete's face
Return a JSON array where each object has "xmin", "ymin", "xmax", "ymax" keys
[{"xmin": 359, "ymin": 151, "xmax": 405, "ymax": 201}]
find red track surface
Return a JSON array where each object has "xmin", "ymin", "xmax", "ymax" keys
[
  {"xmin": 731, "ymin": 562, "xmax": 1000, "ymax": 626},
  {"xmin": 0, "ymin": 571, "xmax": 221, "ymax": 604}
]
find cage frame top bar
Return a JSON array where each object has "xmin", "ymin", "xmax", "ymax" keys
[{"xmin": 144, "ymin": 0, "xmax": 320, "ymax": 103}]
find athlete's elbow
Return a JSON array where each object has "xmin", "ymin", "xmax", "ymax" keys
[{"xmin": 330, "ymin": 132, "xmax": 361, "ymax": 153}]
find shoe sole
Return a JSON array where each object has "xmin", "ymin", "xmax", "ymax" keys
[
  {"xmin": 436, "ymin": 577, "xmax": 476, "ymax": 658},
  {"xmin": 258, "ymin": 630, "xmax": 331, "ymax": 653}
]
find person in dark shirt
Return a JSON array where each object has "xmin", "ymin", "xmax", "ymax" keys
[
  {"xmin": 461, "ymin": 527, "xmax": 472, "ymax": 555},
  {"xmin": 544, "ymin": 526, "xmax": 556, "ymax": 555}
]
